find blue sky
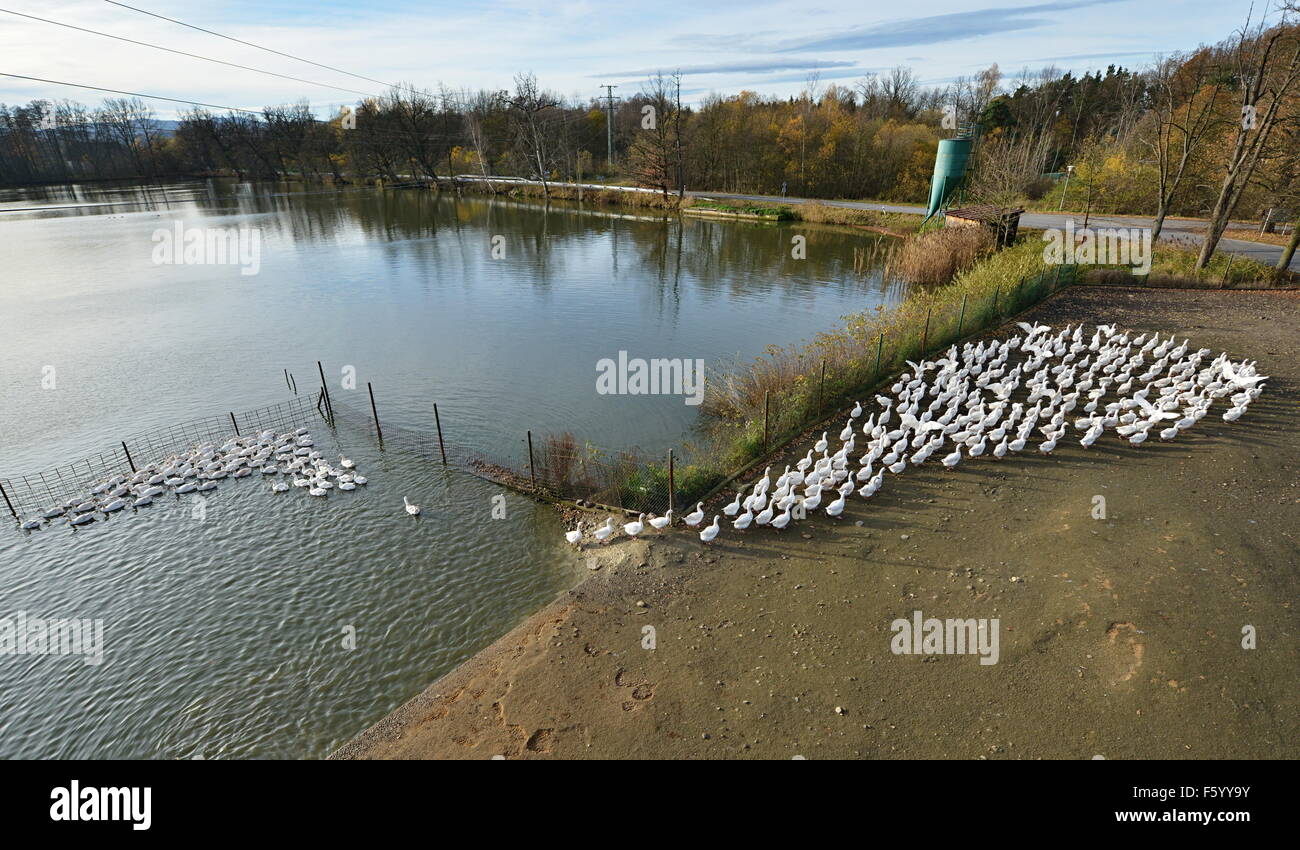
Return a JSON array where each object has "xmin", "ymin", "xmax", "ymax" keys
[{"xmin": 0, "ymin": 0, "xmax": 1273, "ymax": 118}]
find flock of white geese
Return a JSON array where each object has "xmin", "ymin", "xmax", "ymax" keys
[
  {"xmin": 18, "ymin": 428, "xmax": 368, "ymax": 531},
  {"xmin": 564, "ymin": 321, "xmax": 1267, "ymax": 548}
]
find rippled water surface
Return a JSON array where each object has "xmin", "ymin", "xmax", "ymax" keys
[{"xmin": 0, "ymin": 180, "xmax": 903, "ymax": 758}]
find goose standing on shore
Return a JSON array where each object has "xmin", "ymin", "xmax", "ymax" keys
[
  {"xmin": 683, "ymin": 502, "xmax": 705, "ymax": 527},
  {"xmin": 699, "ymin": 516, "xmax": 720, "ymax": 543}
]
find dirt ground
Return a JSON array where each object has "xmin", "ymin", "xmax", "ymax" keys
[{"xmin": 332, "ymin": 286, "xmax": 1299, "ymax": 760}]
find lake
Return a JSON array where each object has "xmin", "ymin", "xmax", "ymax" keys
[{"xmin": 0, "ymin": 179, "xmax": 902, "ymax": 758}]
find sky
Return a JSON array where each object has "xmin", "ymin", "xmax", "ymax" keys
[{"xmin": 0, "ymin": 0, "xmax": 1276, "ymax": 118}]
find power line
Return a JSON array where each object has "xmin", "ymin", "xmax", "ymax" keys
[
  {"xmin": 1, "ymin": 71, "xmax": 616, "ymax": 151},
  {"xmin": 0, "ymin": 72, "xmax": 267, "ymax": 115},
  {"xmin": 0, "ymin": 7, "xmax": 382, "ymax": 100},
  {"xmin": 102, "ymin": 0, "xmax": 410, "ymax": 94}
]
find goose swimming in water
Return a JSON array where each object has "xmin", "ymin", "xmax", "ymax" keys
[{"xmin": 404, "ymin": 497, "xmax": 420, "ymax": 516}]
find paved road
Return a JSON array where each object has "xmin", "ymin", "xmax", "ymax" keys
[{"xmin": 691, "ymin": 189, "xmax": 1299, "ymax": 272}]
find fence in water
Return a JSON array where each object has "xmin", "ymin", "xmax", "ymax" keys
[
  {"xmin": 0, "ymin": 393, "xmax": 324, "ymax": 521},
  {"xmin": 3, "ymin": 264, "xmax": 1079, "ymax": 525},
  {"xmin": 324, "ymin": 264, "xmax": 1082, "ymax": 519}
]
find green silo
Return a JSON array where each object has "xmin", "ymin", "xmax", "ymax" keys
[{"xmin": 924, "ymin": 136, "xmax": 973, "ymax": 221}]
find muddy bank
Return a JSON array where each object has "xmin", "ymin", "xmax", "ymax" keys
[{"xmin": 333, "ymin": 286, "xmax": 1298, "ymax": 759}]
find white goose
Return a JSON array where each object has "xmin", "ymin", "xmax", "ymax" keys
[
  {"xmin": 649, "ymin": 510, "xmax": 672, "ymax": 532},
  {"xmin": 683, "ymin": 502, "xmax": 705, "ymax": 526},
  {"xmin": 564, "ymin": 522, "xmax": 583, "ymax": 546},
  {"xmin": 593, "ymin": 517, "xmax": 616, "ymax": 543},
  {"xmin": 404, "ymin": 496, "xmax": 420, "ymax": 516},
  {"xmin": 623, "ymin": 513, "xmax": 645, "ymax": 537},
  {"xmin": 699, "ymin": 515, "xmax": 721, "ymax": 543}
]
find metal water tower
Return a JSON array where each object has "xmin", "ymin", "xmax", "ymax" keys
[{"xmin": 924, "ymin": 123, "xmax": 975, "ymax": 221}]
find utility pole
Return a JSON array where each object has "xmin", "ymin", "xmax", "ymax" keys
[{"xmin": 601, "ymin": 84, "xmax": 618, "ymax": 168}]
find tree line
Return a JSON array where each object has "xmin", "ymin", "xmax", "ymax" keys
[{"xmin": 2, "ymin": 5, "xmax": 1299, "ymax": 268}]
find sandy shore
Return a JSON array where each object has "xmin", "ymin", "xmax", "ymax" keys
[{"xmin": 332, "ymin": 286, "xmax": 1299, "ymax": 759}]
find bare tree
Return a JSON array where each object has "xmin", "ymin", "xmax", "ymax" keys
[
  {"xmin": 1196, "ymin": 11, "xmax": 1300, "ymax": 268},
  {"xmin": 508, "ymin": 72, "xmax": 560, "ymax": 196},
  {"xmin": 1140, "ymin": 51, "xmax": 1231, "ymax": 240}
]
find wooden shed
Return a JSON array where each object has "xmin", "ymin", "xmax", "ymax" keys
[{"xmin": 944, "ymin": 205, "xmax": 1025, "ymax": 247}]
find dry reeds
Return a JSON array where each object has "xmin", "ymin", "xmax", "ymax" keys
[{"xmin": 893, "ymin": 225, "xmax": 994, "ymax": 286}]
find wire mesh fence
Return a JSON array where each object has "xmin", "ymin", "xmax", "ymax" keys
[
  {"xmin": 316, "ymin": 264, "xmax": 1080, "ymax": 519},
  {"xmin": 0, "ymin": 393, "xmax": 323, "ymax": 521},
  {"xmin": 2, "ymin": 264, "xmax": 1078, "ymax": 525}
]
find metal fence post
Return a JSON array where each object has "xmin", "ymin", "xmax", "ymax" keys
[
  {"xmin": 817, "ymin": 360, "xmax": 826, "ymax": 416},
  {"xmin": 317, "ymin": 361, "xmax": 334, "ymax": 421},
  {"xmin": 367, "ymin": 382, "xmax": 383, "ymax": 442},
  {"xmin": 667, "ymin": 449, "xmax": 675, "ymax": 515},
  {"xmin": 921, "ymin": 308, "xmax": 931, "ymax": 353},
  {"xmin": 230, "ymin": 412, "xmax": 240, "ymax": 435},
  {"xmin": 875, "ymin": 332, "xmax": 884, "ymax": 378},
  {"xmin": 956, "ymin": 294, "xmax": 968, "ymax": 337},
  {"xmin": 433, "ymin": 403, "xmax": 448, "ymax": 465},
  {"xmin": 762, "ymin": 391, "xmax": 770, "ymax": 453},
  {"xmin": 527, "ymin": 430, "xmax": 537, "ymax": 489},
  {"xmin": 121, "ymin": 441, "xmax": 136, "ymax": 473},
  {"xmin": 0, "ymin": 480, "xmax": 16, "ymax": 519}
]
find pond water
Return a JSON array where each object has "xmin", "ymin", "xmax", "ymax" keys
[{"xmin": 0, "ymin": 179, "xmax": 903, "ymax": 758}]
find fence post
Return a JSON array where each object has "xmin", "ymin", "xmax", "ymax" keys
[
  {"xmin": 433, "ymin": 403, "xmax": 448, "ymax": 465},
  {"xmin": 956, "ymin": 294, "xmax": 968, "ymax": 337},
  {"xmin": 762, "ymin": 391, "xmax": 770, "ymax": 453},
  {"xmin": 667, "ymin": 449, "xmax": 675, "ymax": 516},
  {"xmin": 121, "ymin": 441, "xmax": 136, "ymax": 473},
  {"xmin": 921, "ymin": 308, "xmax": 931, "ymax": 353},
  {"xmin": 875, "ymin": 333, "xmax": 884, "ymax": 378},
  {"xmin": 1220, "ymin": 253, "xmax": 1236, "ymax": 288},
  {"xmin": 527, "ymin": 430, "xmax": 537, "ymax": 489},
  {"xmin": 818, "ymin": 360, "xmax": 826, "ymax": 415},
  {"xmin": 992, "ymin": 283, "xmax": 1000, "ymax": 316},
  {"xmin": 284, "ymin": 368, "xmax": 292, "ymax": 392},
  {"xmin": 367, "ymin": 382, "xmax": 383, "ymax": 442},
  {"xmin": 230, "ymin": 412, "xmax": 240, "ymax": 435},
  {"xmin": 289, "ymin": 372, "xmax": 297, "ymax": 395},
  {"xmin": 317, "ymin": 361, "xmax": 334, "ymax": 422},
  {"xmin": 0, "ymin": 479, "xmax": 16, "ymax": 519}
]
